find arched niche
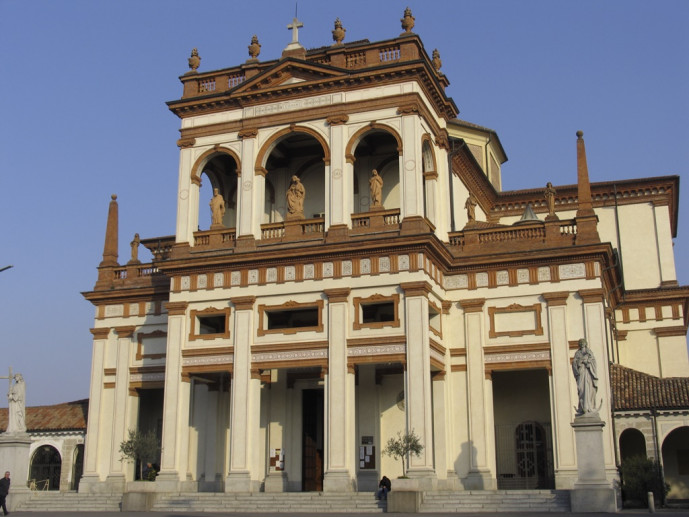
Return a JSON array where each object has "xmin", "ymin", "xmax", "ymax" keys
[
  {"xmin": 619, "ymin": 428, "xmax": 647, "ymax": 461},
  {"xmin": 348, "ymin": 126, "xmax": 401, "ymax": 214},
  {"xmin": 256, "ymin": 128, "xmax": 328, "ymax": 223},
  {"xmin": 191, "ymin": 147, "xmax": 241, "ymax": 230},
  {"xmin": 30, "ymin": 444, "xmax": 62, "ymax": 491},
  {"xmin": 661, "ymin": 426, "xmax": 689, "ymax": 501}
]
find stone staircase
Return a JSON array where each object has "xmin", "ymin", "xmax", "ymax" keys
[
  {"xmin": 152, "ymin": 492, "xmax": 387, "ymax": 512},
  {"xmin": 418, "ymin": 490, "xmax": 571, "ymax": 513},
  {"xmin": 13, "ymin": 489, "xmax": 570, "ymax": 513},
  {"xmin": 12, "ymin": 491, "xmax": 123, "ymax": 512}
]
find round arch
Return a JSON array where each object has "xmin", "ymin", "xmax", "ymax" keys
[
  {"xmin": 190, "ymin": 146, "xmax": 242, "ymax": 186},
  {"xmin": 30, "ymin": 444, "xmax": 62, "ymax": 490},
  {"xmin": 661, "ymin": 425, "xmax": 689, "ymax": 501},
  {"xmin": 345, "ymin": 123, "xmax": 402, "ymax": 163},
  {"xmin": 254, "ymin": 125, "xmax": 331, "ymax": 174},
  {"xmin": 619, "ymin": 427, "xmax": 647, "ymax": 461}
]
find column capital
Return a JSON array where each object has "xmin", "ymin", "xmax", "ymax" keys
[
  {"xmin": 578, "ymin": 288, "xmax": 605, "ymax": 304},
  {"xmin": 459, "ymin": 298, "xmax": 485, "ymax": 313},
  {"xmin": 326, "ymin": 113, "xmax": 349, "ymax": 126},
  {"xmin": 90, "ymin": 327, "xmax": 111, "ymax": 340},
  {"xmin": 166, "ymin": 301, "xmax": 189, "ymax": 316},
  {"xmin": 400, "ymin": 281, "xmax": 432, "ymax": 297},
  {"xmin": 542, "ymin": 291, "xmax": 570, "ymax": 306},
  {"xmin": 324, "ymin": 287, "xmax": 350, "ymax": 302},
  {"xmin": 114, "ymin": 325, "xmax": 136, "ymax": 338},
  {"xmin": 232, "ymin": 296, "xmax": 256, "ymax": 310}
]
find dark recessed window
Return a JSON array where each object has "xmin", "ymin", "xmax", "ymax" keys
[
  {"xmin": 267, "ymin": 308, "xmax": 319, "ymax": 330},
  {"xmin": 361, "ymin": 302, "xmax": 395, "ymax": 324},
  {"xmin": 198, "ymin": 314, "xmax": 226, "ymax": 334}
]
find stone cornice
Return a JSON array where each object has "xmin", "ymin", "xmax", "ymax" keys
[
  {"xmin": 232, "ymin": 296, "xmax": 256, "ymax": 310},
  {"xmin": 90, "ymin": 328, "xmax": 110, "ymax": 340}
]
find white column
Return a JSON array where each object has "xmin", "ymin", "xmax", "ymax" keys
[
  {"xmin": 79, "ymin": 328, "xmax": 110, "ymax": 491},
  {"xmin": 226, "ymin": 296, "xmax": 260, "ymax": 492},
  {"xmin": 107, "ymin": 326, "xmax": 135, "ymax": 486},
  {"xmin": 432, "ymin": 372, "xmax": 449, "ymax": 486},
  {"xmin": 323, "ymin": 288, "xmax": 356, "ymax": 491},
  {"xmin": 157, "ymin": 302, "xmax": 189, "ymax": 489},
  {"xmin": 543, "ymin": 292, "xmax": 578, "ymax": 488},
  {"xmin": 401, "ymin": 282, "xmax": 436, "ymax": 488},
  {"xmin": 265, "ymin": 372, "xmax": 289, "ymax": 492},
  {"xmin": 460, "ymin": 298, "xmax": 495, "ymax": 489},
  {"xmin": 327, "ymin": 119, "xmax": 348, "ymax": 229},
  {"xmin": 237, "ymin": 133, "xmax": 260, "ymax": 239},
  {"xmin": 653, "ymin": 202, "xmax": 678, "ymax": 285},
  {"xmin": 176, "ymin": 145, "xmax": 196, "ymax": 245},
  {"xmin": 579, "ymin": 289, "xmax": 617, "ymax": 478},
  {"xmin": 400, "ymin": 115, "xmax": 423, "ymax": 219}
]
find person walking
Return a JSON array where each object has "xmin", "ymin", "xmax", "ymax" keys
[{"xmin": 0, "ymin": 471, "xmax": 10, "ymax": 515}]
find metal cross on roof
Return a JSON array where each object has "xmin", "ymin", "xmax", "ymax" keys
[{"xmin": 287, "ymin": 17, "xmax": 303, "ymax": 44}]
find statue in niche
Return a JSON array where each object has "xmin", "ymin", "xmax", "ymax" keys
[
  {"xmin": 210, "ymin": 188, "xmax": 226, "ymax": 227},
  {"xmin": 465, "ymin": 194, "xmax": 477, "ymax": 222},
  {"xmin": 369, "ymin": 169, "xmax": 384, "ymax": 208},
  {"xmin": 544, "ymin": 182, "xmax": 558, "ymax": 219},
  {"xmin": 572, "ymin": 338, "xmax": 599, "ymax": 416},
  {"xmin": 7, "ymin": 373, "xmax": 26, "ymax": 433},
  {"xmin": 129, "ymin": 233, "xmax": 141, "ymax": 264},
  {"xmin": 286, "ymin": 175, "xmax": 305, "ymax": 220}
]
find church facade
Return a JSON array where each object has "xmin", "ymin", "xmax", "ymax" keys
[{"xmin": 80, "ymin": 11, "xmax": 689, "ymax": 500}]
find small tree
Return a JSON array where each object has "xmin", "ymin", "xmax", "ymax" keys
[
  {"xmin": 382, "ymin": 429, "xmax": 424, "ymax": 478},
  {"xmin": 119, "ymin": 429, "xmax": 159, "ymax": 480},
  {"xmin": 620, "ymin": 456, "xmax": 669, "ymax": 508}
]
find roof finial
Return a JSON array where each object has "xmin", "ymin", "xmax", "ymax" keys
[
  {"xmin": 432, "ymin": 49, "xmax": 442, "ymax": 72},
  {"xmin": 332, "ymin": 18, "xmax": 346, "ymax": 45},
  {"xmin": 401, "ymin": 7, "xmax": 415, "ymax": 35},
  {"xmin": 248, "ymin": 35, "xmax": 261, "ymax": 61},
  {"xmin": 187, "ymin": 48, "xmax": 201, "ymax": 74},
  {"xmin": 288, "ymin": 16, "xmax": 303, "ymax": 45},
  {"xmin": 283, "ymin": 15, "xmax": 306, "ymax": 59},
  {"xmin": 574, "ymin": 130, "xmax": 600, "ymax": 244}
]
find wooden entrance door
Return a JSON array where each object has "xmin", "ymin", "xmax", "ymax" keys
[{"xmin": 302, "ymin": 389, "xmax": 323, "ymax": 491}]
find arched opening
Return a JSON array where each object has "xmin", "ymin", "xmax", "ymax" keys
[
  {"xmin": 197, "ymin": 152, "xmax": 239, "ymax": 230},
  {"xmin": 620, "ymin": 428, "xmax": 647, "ymax": 461},
  {"xmin": 71, "ymin": 444, "xmax": 84, "ymax": 490},
  {"xmin": 352, "ymin": 129, "xmax": 400, "ymax": 214},
  {"xmin": 421, "ymin": 138, "xmax": 436, "ymax": 223},
  {"xmin": 661, "ymin": 426, "xmax": 689, "ymax": 501},
  {"xmin": 263, "ymin": 132, "xmax": 326, "ymax": 223},
  {"xmin": 30, "ymin": 444, "xmax": 61, "ymax": 490}
]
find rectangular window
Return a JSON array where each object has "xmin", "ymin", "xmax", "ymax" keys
[
  {"xmin": 354, "ymin": 294, "xmax": 400, "ymax": 330},
  {"xmin": 189, "ymin": 307, "xmax": 231, "ymax": 340},
  {"xmin": 258, "ymin": 300, "xmax": 324, "ymax": 336}
]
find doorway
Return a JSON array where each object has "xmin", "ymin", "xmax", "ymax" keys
[{"xmin": 302, "ymin": 389, "xmax": 324, "ymax": 491}]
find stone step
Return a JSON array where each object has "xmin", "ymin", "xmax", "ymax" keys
[
  {"xmin": 419, "ymin": 490, "xmax": 570, "ymax": 513},
  {"xmin": 152, "ymin": 492, "xmax": 386, "ymax": 513},
  {"xmin": 14, "ymin": 492, "xmax": 122, "ymax": 512}
]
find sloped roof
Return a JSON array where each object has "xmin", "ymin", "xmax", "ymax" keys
[
  {"xmin": 611, "ymin": 364, "xmax": 689, "ymax": 411},
  {"xmin": 0, "ymin": 399, "xmax": 88, "ymax": 433}
]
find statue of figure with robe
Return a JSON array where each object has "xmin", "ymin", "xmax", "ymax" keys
[
  {"xmin": 286, "ymin": 175, "xmax": 305, "ymax": 219},
  {"xmin": 7, "ymin": 373, "xmax": 26, "ymax": 433},
  {"xmin": 210, "ymin": 188, "xmax": 225, "ymax": 227},
  {"xmin": 572, "ymin": 339, "xmax": 599, "ymax": 416},
  {"xmin": 369, "ymin": 169, "xmax": 383, "ymax": 208},
  {"xmin": 465, "ymin": 194, "xmax": 477, "ymax": 222},
  {"xmin": 544, "ymin": 182, "xmax": 557, "ymax": 219}
]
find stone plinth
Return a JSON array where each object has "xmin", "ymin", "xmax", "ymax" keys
[
  {"xmin": 264, "ymin": 472, "xmax": 288, "ymax": 492},
  {"xmin": 388, "ymin": 479, "xmax": 421, "ymax": 513},
  {"xmin": 0, "ymin": 433, "xmax": 31, "ymax": 491},
  {"xmin": 570, "ymin": 414, "xmax": 618, "ymax": 513}
]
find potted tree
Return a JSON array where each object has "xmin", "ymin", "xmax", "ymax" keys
[{"xmin": 382, "ymin": 429, "xmax": 424, "ymax": 490}]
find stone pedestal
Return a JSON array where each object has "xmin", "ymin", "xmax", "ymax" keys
[
  {"xmin": 264, "ymin": 472, "xmax": 288, "ymax": 492},
  {"xmin": 323, "ymin": 471, "xmax": 356, "ymax": 492},
  {"xmin": 0, "ymin": 433, "xmax": 31, "ymax": 489},
  {"xmin": 0, "ymin": 433, "xmax": 32, "ymax": 511},
  {"xmin": 570, "ymin": 414, "xmax": 618, "ymax": 513}
]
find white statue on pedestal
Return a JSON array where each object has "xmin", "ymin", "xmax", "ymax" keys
[
  {"xmin": 572, "ymin": 339, "xmax": 599, "ymax": 416},
  {"xmin": 6, "ymin": 373, "xmax": 26, "ymax": 434}
]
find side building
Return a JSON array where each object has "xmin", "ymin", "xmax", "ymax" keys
[{"xmin": 79, "ymin": 11, "xmax": 689, "ymax": 502}]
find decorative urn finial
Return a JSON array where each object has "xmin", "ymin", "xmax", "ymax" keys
[
  {"xmin": 332, "ymin": 18, "xmax": 346, "ymax": 45},
  {"xmin": 401, "ymin": 7, "xmax": 415, "ymax": 34},
  {"xmin": 248, "ymin": 35, "xmax": 261, "ymax": 61},
  {"xmin": 187, "ymin": 48, "xmax": 201, "ymax": 73},
  {"xmin": 432, "ymin": 49, "xmax": 442, "ymax": 72}
]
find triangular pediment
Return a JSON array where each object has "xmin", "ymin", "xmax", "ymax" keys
[{"xmin": 233, "ymin": 60, "xmax": 345, "ymax": 94}]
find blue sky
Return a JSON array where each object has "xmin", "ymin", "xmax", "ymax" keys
[{"xmin": 1, "ymin": 0, "xmax": 687, "ymax": 406}]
